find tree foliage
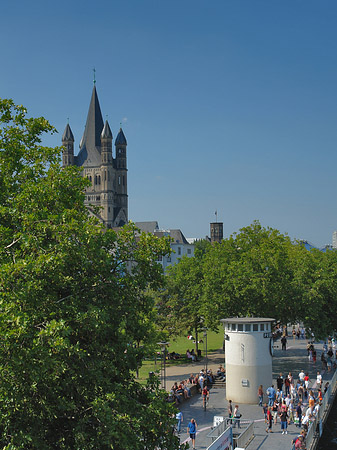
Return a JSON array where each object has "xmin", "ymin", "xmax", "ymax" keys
[
  {"xmin": 160, "ymin": 221, "xmax": 337, "ymax": 339},
  {"xmin": 0, "ymin": 99, "xmax": 182, "ymax": 449}
]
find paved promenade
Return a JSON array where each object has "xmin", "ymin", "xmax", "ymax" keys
[{"xmin": 166, "ymin": 336, "xmax": 334, "ymax": 450}]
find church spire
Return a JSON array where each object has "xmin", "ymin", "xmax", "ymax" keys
[{"xmin": 79, "ymin": 85, "xmax": 104, "ymax": 153}]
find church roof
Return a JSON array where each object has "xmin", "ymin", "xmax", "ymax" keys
[
  {"xmin": 135, "ymin": 222, "xmax": 159, "ymax": 233},
  {"xmin": 76, "ymin": 86, "xmax": 104, "ymax": 167},
  {"xmin": 115, "ymin": 128, "xmax": 127, "ymax": 145},
  {"xmin": 101, "ymin": 120, "xmax": 113, "ymax": 139},
  {"xmin": 62, "ymin": 123, "xmax": 74, "ymax": 142}
]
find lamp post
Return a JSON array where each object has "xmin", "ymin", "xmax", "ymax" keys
[
  {"xmin": 203, "ymin": 327, "xmax": 208, "ymax": 375},
  {"xmin": 158, "ymin": 341, "xmax": 169, "ymax": 390}
]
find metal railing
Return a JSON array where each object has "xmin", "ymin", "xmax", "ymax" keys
[
  {"xmin": 233, "ymin": 421, "xmax": 254, "ymax": 449},
  {"xmin": 207, "ymin": 417, "xmax": 254, "ymax": 448},
  {"xmin": 294, "ymin": 368, "xmax": 337, "ymax": 450}
]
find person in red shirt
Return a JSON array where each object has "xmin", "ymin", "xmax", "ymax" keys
[{"xmin": 266, "ymin": 406, "xmax": 273, "ymax": 433}]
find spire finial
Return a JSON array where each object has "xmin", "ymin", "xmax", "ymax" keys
[
  {"xmin": 67, "ymin": 117, "xmax": 69, "ymax": 124},
  {"xmin": 120, "ymin": 122, "xmax": 122, "ymax": 128},
  {"xmin": 93, "ymin": 67, "xmax": 96, "ymax": 85},
  {"xmin": 215, "ymin": 210, "xmax": 218, "ymax": 223}
]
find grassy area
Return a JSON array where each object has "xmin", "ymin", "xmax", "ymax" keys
[
  {"xmin": 166, "ymin": 329, "xmax": 224, "ymax": 355},
  {"xmin": 136, "ymin": 330, "xmax": 224, "ymax": 383}
]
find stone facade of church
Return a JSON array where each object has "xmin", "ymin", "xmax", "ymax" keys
[{"xmin": 62, "ymin": 85, "xmax": 128, "ymax": 228}]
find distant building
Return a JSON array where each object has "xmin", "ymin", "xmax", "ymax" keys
[
  {"xmin": 62, "ymin": 84, "xmax": 128, "ymax": 228},
  {"xmin": 333, "ymin": 231, "xmax": 337, "ymax": 249},
  {"xmin": 135, "ymin": 222, "xmax": 195, "ymax": 270},
  {"xmin": 210, "ymin": 222, "xmax": 223, "ymax": 243},
  {"xmin": 299, "ymin": 240, "xmax": 332, "ymax": 252}
]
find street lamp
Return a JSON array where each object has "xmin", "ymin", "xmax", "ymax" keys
[
  {"xmin": 158, "ymin": 341, "xmax": 169, "ymax": 390},
  {"xmin": 203, "ymin": 327, "xmax": 208, "ymax": 375}
]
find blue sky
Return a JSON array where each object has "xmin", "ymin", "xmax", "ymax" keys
[{"xmin": 2, "ymin": 0, "xmax": 337, "ymax": 246}]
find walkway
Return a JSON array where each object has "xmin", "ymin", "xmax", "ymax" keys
[{"xmin": 167, "ymin": 336, "xmax": 334, "ymax": 450}]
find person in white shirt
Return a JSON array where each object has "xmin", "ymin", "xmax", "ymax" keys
[
  {"xmin": 316, "ymin": 371, "xmax": 322, "ymax": 389},
  {"xmin": 299, "ymin": 370, "xmax": 305, "ymax": 382}
]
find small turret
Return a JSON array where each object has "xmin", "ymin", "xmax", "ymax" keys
[
  {"xmin": 101, "ymin": 120, "xmax": 113, "ymax": 165},
  {"xmin": 115, "ymin": 128, "xmax": 127, "ymax": 169},
  {"xmin": 62, "ymin": 123, "xmax": 74, "ymax": 167},
  {"xmin": 115, "ymin": 127, "xmax": 128, "ymax": 223}
]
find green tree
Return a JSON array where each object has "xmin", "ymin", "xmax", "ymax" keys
[
  {"xmin": 290, "ymin": 244, "xmax": 337, "ymax": 338},
  {"xmin": 202, "ymin": 221, "xmax": 297, "ymax": 325},
  {"xmin": 157, "ymin": 253, "xmax": 210, "ymax": 355},
  {"xmin": 0, "ymin": 99, "xmax": 183, "ymax": 450}
]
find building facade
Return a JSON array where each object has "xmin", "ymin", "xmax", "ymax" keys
[
  {"xmin": 62, "ymin": 85, "xmax": 128, "ymax": 228},
  {"xmin": 135, "ymin": 222, "xmax": 195, "ymax": 270}
]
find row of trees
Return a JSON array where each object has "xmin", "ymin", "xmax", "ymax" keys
[
  {"xmin": 157, "ymin": 221, "xmax": 337, "ymax": 345},
  {"xmin": 0, "ymin": 100, "xmax": 184, "ymax": 449}
]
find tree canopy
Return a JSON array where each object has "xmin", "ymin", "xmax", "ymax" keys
[
  {"xmin": 0, "ymin": 99, "xmax": 182, "ymax": 449},
  {"xmin": 160, "ymin": 221, "xmax": 337, "ymax": 341}
]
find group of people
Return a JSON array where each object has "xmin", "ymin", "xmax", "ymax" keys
[
  {"xmin": 227, "ymin": 400, "xmax": 242, "ymax": 428},
  {"xmin": 258, "ymin": 367, "xmax": 328, "ymax": 448},
  {"xmin": 174, "ymin": 413, "xmax": 197, "ymax": 450},
  {"xmin": 169, "ymin": 380, "xmax": 192, "ymax": 405}
]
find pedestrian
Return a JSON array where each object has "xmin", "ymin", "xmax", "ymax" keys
[
  {"xmin": 267, "ymin": 385, "xmax": 276, "ymax": 406},
  {"xmin": 281, "ymin": 335, "xmax": 287, "ymax": 350},
  {"xmin": 266, "ymin": 406, "xmax": 273, "ymax": 433},
  {"xmin": 228, "ymin": 399, "xmax": 233, "ymax": 424},
  {"xmin": 284, "ymin": 376, "xmax": 290, "ymax": 396},
  {"xmin": 280, "ymin": 408, "xmax": 288, "ymax": 434},
  {"xmin": 263, "ymin": 403, "xmax": 268, "ymax": 423},
  {"xmin": 188, "ymin": 418, "xmax": 197, "ymax": 450},
  {"xmin": 316, "ymin": 371, "xmax": 322, "ymax": 390},
  {"xmin": 176, "ymin": 411, "xmax": 183, "ymax": 433},
  {"xmin": 272, "ymin": 400, "xmax": 279, "ymax": 425},
  {"xmin": 276, "ymin": 373, "xmax": 284, "ymax": 396},
  {"xmin": 258, "ymin": 385, "xmax": 264, "ymax": 406},
  {"xmin": 296, "ymin": 401, "xmax": 302, "ymax": 428},
  {"xmin": 233, "ymin": 404, "xmax": 241, "ymax": 428},
  {"xmin": 288, "ymin": 399, "xmax": 294, "ymax": 424},
  {"xmin": 304, "ymin": 373, "xmax": 311, "ymax": 391}
]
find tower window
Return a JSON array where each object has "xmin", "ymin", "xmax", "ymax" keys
[
  {"xmin": 118, "ymin": 176, "xmax": 121, "ymax": 185},
  {"xmin": 98, "ymin": 175, "xmax": 101, "ymax": 185},
  {"xmin": 123, "ymin": 175, "xmax": 125, "ymax": 186}
]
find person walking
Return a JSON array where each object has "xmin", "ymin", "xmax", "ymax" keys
[
  {"xmin": 280, "ymin": 408, "xmax": 288, "ymax": 434},
  {"xmin": 188, "ymin": 418, "xmax": 197, "ymax": 450},
  {"xmin": 267, "ymin": 385, "xmax": 276, "ymax": 406},
  {"xmin": 176, "ymin": 411, "xmax": 183, "ymax": 434},
  {"xmin": 266, "ymin": 406, "xmax": 273, "ymax": 433},
  {"xmin": 258, "ymin": 385, "xmax": 264, "ymax": 406},
  {"xmin": 228, "ymin": 399, "xmax": 233, "ymax": 424},
  {"xmin": 281, "ymin": 335, "xmax": 287, "ymax": 350},
  {"xmin": 233, "ymin": 405, "xmax": 241, "ymax": 428},
  {"xmin": 296, "ymin": 401, "xmax": 302, "ymax": 428}
]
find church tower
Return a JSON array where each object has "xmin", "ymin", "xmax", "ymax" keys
[
  {"xmin": 62, "ymin": 84, "xmax": 128, "ymax": 228},
  {"xmin": 62, "ymin": 123, "xmax": 74, "ymax": 167}
]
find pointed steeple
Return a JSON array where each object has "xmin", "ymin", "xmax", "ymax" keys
[
  {"xmin": 115, "ymin": 128, "xmax": 127, "ymax": 145},
  {"xmin": 80, "ymin": 86, "xmax": 104, "ymax": 152},
  {"xmin": 101, "ymin": 120, "xmax": 113, "ymax": 139},
  {"xmin": 62, "ymin": 123, "xmax": 74, "ymax": 142}
]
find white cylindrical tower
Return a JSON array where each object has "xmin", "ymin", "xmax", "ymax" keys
[{"xmin": 221, "ymin": 317, "xmax": 275, "ymax": 404}]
